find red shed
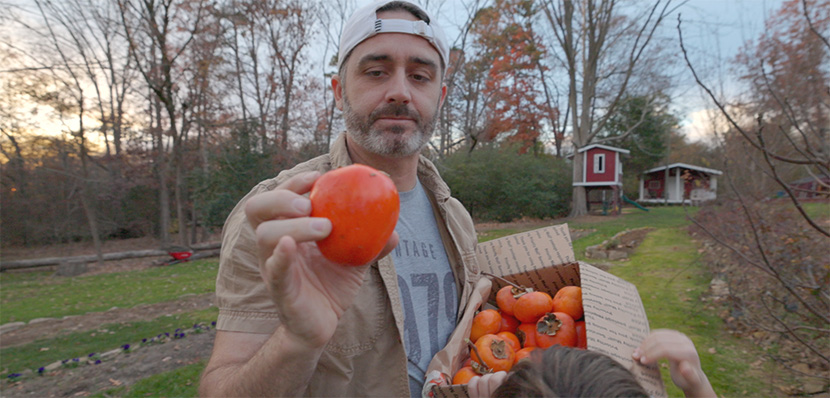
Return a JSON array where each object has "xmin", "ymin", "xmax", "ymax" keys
[
  {"xmin": 573, "ymin": 144, "xmax": 630, "ymax": 215},
  {"xmin": 788, "ymin": 176, "xmax": 830, "ymax": 199},
  {"xmin": 638, "ymin": 163, "xmax": 722, "ymax": 204}
]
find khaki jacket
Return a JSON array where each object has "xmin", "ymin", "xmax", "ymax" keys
[{"xmin": 215, "ymin": 132, "xmax": 481, "ymax": 397}]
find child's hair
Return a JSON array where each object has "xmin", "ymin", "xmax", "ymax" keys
[{"xmin": 492, "ymin": 345, "xmax": 649, "ymax": 397}]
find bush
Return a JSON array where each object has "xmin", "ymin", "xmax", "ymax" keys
[
  {"xmin": 438, "ymin": 145, "xmax": 571, "ymax": 222},
  {"xmin": 191, "ymin": 123, "xmax": 286, "ymax": 228},
  {"xmin": 690, "ymin": 200, "xmax": 829, "ymax": 380}
]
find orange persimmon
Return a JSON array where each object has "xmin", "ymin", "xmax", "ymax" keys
[
  {"xmin": 496, "ymin": 331, "xmax": 521, "ymax": 353},
  {"xmin": 470, "ymin": 309, "xmax": 502, "ymax": 343},
  {"xmin": 552, "ymin": 286, "xmax": 583, "ymax": 321},
  {"xmin": 575, "ymin": 320, "xmax": 587, "ymax": 349},
  {"xmin": 452, "ymin": 366, "xmax": 478, "ymax": 385},
  {"xmin": 470, "ymin": 334, "xmax": 515, "ymax": 373},
  {"xmin": 513, "ymin": 291, "xmax": 554, "ymax": 324},
  {"xmin": 498, "ymin": 312, "xmax": 520, "ymax": 334},
  {"xmin": 516, "ymin": 323, "xmax": 538, "ymax": 348},
  {"xmin": 534, "ymin": 312, "xmax": 577, "ymax": 349},
  {"xmin": 514, "ymin": 346, "xmax": 539, "ymax": 364}
]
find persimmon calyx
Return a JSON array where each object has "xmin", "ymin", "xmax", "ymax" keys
[
  {"xmin": 510, "ymin": 285, "xmax": 533, "ymax": 299},
  {"xmin": 488, "ymin": 339, "xmax": 511, "ymax": 360},
  {"xmin": 465, "ymin": 339, "xmax": 493, "ymax": 374},
  {"xmin": 470, "ymin": 360, "xmax": 491, "ymax": 375},
  {"xmin": 537, "ymin": 313, "xmax": 563, "ymax": 336}
]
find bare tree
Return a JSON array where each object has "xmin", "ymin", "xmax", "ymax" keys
[
  {"xmin": 316, "ymin": 0, "xmax": 356, "ymax": 150},
  {"xmin": 22, "ymin": 0, "xmax": 113, "ymax": 262},
  {"xmin": 117, "ymin": 0, "xmax": 209, "ymax": 246},
  {"xmin": 678, "ymin": 0, "xmax": 829, "ymax": 381},
  {"xmin": 541, "ymin": 0, "xmax": 677, "ymax": 216}
]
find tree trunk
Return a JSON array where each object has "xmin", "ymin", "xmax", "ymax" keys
[
  {"xmin": 570, "ymin": 150, "xmax": 588, "ymax": 216},
  {"xmin": 153, "ymin": 94, "xmax": 171, "ymax": 246},
  {"xmin": 175, "ymin": 154, "xmax": 187, "ymax": 246}
]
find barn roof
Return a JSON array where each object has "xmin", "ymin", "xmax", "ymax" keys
[{"xmin": 642, "ymin": 163, "xmax": 723, "ymax": 175}]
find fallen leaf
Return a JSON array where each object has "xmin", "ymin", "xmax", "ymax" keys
[
  {"xmin": 109, "ymin": 378, "xmax": 122, "ymax": 386},
  {"xmin": 708, "ymin": 347, "xmax": 717, "ymax": 354}
]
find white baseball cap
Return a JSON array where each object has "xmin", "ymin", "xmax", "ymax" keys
[{"xmin": 337, "ymin": 0, "xmax": 449, "ymax": 72}]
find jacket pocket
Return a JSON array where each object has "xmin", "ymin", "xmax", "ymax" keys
[{"xmin": 324, "ymin": 266, "xmax": 393, "ymax": 356}]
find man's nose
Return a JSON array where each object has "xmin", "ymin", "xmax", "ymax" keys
[{"xmin": 385, "ymin": 71, "xmax": 411, "ymax": 104}]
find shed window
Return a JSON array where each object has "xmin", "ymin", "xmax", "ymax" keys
[{"xmin": 593, "ymin": 153, "xmax": 606, "ymax": 173}]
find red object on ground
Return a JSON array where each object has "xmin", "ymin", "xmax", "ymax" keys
[{"xmin": 170, "ymin": 251, "xmax": 193, "ymax": 261}]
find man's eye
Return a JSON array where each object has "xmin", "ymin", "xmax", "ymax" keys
[
  {"xmin": 412, "ymin": 74, "xmax": 430, "ymax": 82},
  {"xmin": 367, "ymin": 70, "xmax": 383, "ymax": 77}
]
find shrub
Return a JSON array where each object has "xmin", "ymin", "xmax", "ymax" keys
[
  {"xmin": 438, "ymin": 145, "xmax": 572, "ymax": 222},
  {"xmin": 690, "ymin": 200, "xmax": 829, "ymax": 380}
]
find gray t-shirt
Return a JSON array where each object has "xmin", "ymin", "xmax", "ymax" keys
[{"xmin": 394, "ymin": 179, "xmax": 459, "ymax": 397}]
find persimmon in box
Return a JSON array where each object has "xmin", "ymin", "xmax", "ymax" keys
[{"xmin": 424, "ymin": 224, "xmax": 667, "ymax": 398}]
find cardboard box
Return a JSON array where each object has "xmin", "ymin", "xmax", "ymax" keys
[{"xmin": 425, "ymin": 224, "xmax": 666, "ymax": 398}]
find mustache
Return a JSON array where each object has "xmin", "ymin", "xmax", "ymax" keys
[{"xmin": 369, "ymin": 103, "xmax": 419, "ymax": 122}]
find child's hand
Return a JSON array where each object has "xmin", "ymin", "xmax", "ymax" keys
[
  {"xmin": 633, "ymin": 329, "xmax": 716, "ymax": 398},
  {"xmin": 466, "ymin": 371, "xmax": 508, "ymax": 398}
]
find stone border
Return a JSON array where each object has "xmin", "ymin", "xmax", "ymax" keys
[{"xmin": 584, "ymin": 227, "xmax": 654, "ymax": 260}]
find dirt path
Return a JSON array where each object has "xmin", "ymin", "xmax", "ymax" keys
[
  {"xmin": 0, "ymin": 293, "xmax": 216, "ymax": 348},
  {"xmin": 2, "ymin": 328, "xmax": 215, "ymax": 397},
  {"xmin": 0, "ymin": 292, "xmax": 217, "ymax": 397}
]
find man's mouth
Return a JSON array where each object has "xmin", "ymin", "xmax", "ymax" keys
[
  {"xmin": 370, "ymin": 104, "xmax": 419, "ymax": 125},
  {"xmin": 376, "ymin": 116, "xmax": 414, "ymax": 122}
]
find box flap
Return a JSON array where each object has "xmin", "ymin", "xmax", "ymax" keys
[
  {"xmin": 580, "ymin": 261, "xmax": 666, "ymax": 397},
  {"xmin": 475, "ymin": 224, "xmax": 575, "ymax": 276}
]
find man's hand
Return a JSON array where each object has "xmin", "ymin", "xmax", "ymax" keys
[
  {"xmin": 633, "ymin": 329, "xmax": 716, "ymax": 398},
  {"xmin": 244, "ymin": 171, "xmax": 398, "ymax": 349}
]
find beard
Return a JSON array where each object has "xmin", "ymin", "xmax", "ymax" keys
[{"xmin": 343, "ymin": 96, "xmax": 438, "ymax": 158}]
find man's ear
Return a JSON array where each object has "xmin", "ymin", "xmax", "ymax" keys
[
  {"xmin": 332, "ymin": 75, "xmax": 345, "ymax": 111},
  {"xmin": 438, "ymin": 83, "xmax": 448, "ymax": 112}
]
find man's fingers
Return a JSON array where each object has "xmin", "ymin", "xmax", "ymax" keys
[
  {"xmin": 245, "ymin": 171, "xmax": 320, "ymax": 228},
  {"xmin": 261, "ymin": 235, "xmax": 298, "ymax": 286},
  {"xmin": 255, "ymin": 217, "xmax": 332, "ymax": 262},
  {"xmin": 280, "ymin": 170, "xmax": 321, "ymax": 193}
]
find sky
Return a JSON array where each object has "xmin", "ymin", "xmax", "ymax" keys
[
  {"xmin": 4, "ymin": 0, "xmax": 788, "ymax": 146},
  {"xmin": 666, "ymin": 0, "xmax": 785, "ymax": 143},
  {"xmin": 353, "ymin": 0, "xmax": 787, "ymax": 144}
]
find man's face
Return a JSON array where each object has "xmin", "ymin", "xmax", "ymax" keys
[{"xmin": 333, "ymin": 10, "xmax": 447, "ymax": 158}]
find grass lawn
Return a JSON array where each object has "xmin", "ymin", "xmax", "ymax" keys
[
  {"xmin": 1, "ymin": 205, "xmax": 786, "ymax": 397},
  {"xmin": 611, "ymin": 227, "xmax": 780, "ymax": 397},
  {"xmin": 92, "ymin": 361, "xmax": 205, "ymax": 398},
  {"xmin": 0, "ymin": 260, "xmax": 219, "ymax": 324},
  {"xmin": 795, "ymin": 200, "xmax": 828, "ymax": 220}
]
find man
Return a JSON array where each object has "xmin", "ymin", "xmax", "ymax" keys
[{"xmin": 198, "ymin": 1, "xmax": 483, "ymax": 396}]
